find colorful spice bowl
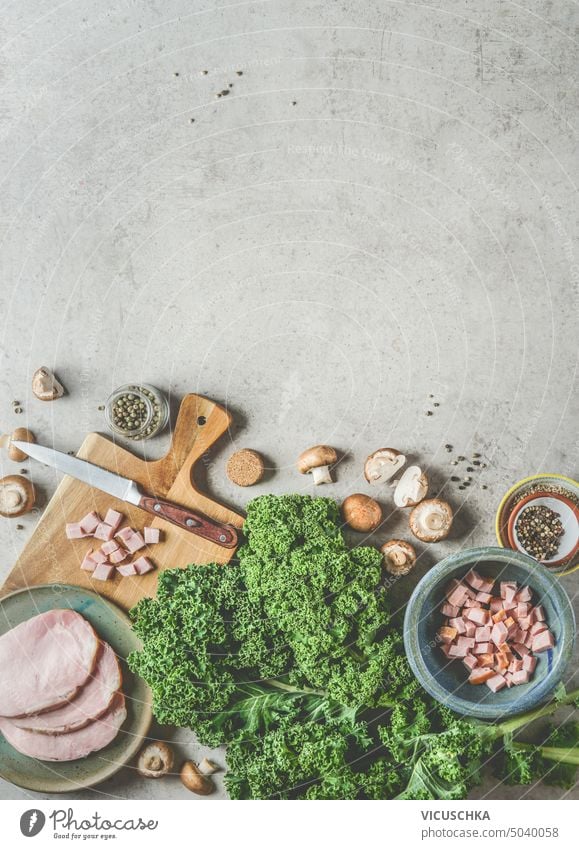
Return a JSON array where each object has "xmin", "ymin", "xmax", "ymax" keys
[
  {"xmin": 495, "ymin": 474, "xmax": 579, "ymax": 575},
  {"xmin": 403, "ymin": 547, "xmax": 575, "ymax": 720}
]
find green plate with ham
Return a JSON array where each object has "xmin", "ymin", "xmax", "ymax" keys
[{"xmin": 0, "ymin": 584, "xmax": 152, "ymax": 793}]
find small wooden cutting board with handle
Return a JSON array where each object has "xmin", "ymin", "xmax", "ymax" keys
[{"xmin": 1, "ymin": 394, "xmax": 244, "ymax": 610}]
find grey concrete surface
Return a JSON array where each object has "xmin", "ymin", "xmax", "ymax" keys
[{"xmin": 0, "ymin": 0, "xmax": 577, "ymax": 801}]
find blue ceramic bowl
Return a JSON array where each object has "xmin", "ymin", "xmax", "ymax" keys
[{"xmin": 403, "ymin": 547, "xmax": 576, "ymax": 720}]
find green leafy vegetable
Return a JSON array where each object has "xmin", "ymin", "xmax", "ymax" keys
[{"xmin": 129, "ymin": 493, "xmax": 579, "ymax": 799}]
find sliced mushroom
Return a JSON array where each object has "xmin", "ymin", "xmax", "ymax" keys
[
  {"xmin": 0, "ymin": 475, "xmax": 35, "ymax": 518},
  {"xmin": 409, "ymin": 498, "xmax": 453, "ymax": 542},
  {"xmin": 32, "ymin": 367, "xmax": 65, "ymax": 401},
  {"xmin": 180, "ymin": 760, "xmax": 214, "ymax": 795},
  {"xmin": 297, "ymin": 445, "xmax": 338, "ymax": 485},
  {"xmin": 393, "ymin": 465, "xmax": 428, "ymax": 508},
  {"xmin": 381, "ymin": 539, "xmax": 417, "ymax": 576},
  {"xmin": 0, "ymin": 428, "xmax": 36, "ymax": 463},
  {"xmin": 364, "ymin": 448, "xmax": 406, "ymax": 485},
  {"xmin": 136, "ymin": 741, "xmax": 174, "ymax": 778},
  {"xmin": 341, "ymin": 493, "xmax": 382, "ymax": 532}
]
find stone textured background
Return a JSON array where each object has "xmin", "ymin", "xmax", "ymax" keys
[{"xmin": 0, "ymin": 0, "xmax": 577, "ymax": 800}]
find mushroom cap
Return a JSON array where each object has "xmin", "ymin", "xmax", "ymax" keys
[
  {"xmin": 137, "ymin": 741, "xmax": 174, "ymax": 778},
  {"xmin": 381, "ymin": 539, "xmax": 417, "ymax": 575},
  {"xmin": 409, "ymin": 498, "xmax": 453, "ymax": 542},
  {"xmin": 0, "ymin": 475, "xmax": 35, "ymax": 518},
  {"xmin": 226, "ymin": 449, "xmax": 265, "ymax": 486},
  {"xmin": 297, "ymin": 444, "xmax": 338, "ymax": 474},
  {"xmin": 7, "ymin": 428, "xmax": 36, "ymax": 463},
  {"xmin": 364, "ymin": 448, "xmax": 406, "ymax": 485},
  {"xmin": 180, "ymin": 760, "xmax": 214, "ymax": 795},
  {"xmin": 393, "ymin": 465, "xmax": 428, "ymax": 508},
  {"xmin": 341, "ymin": 493, "xmax": 382, "ymax": 532},
  {"xmin": 31, "ymin": 366, "xmax": 65, "ymax": 401}
]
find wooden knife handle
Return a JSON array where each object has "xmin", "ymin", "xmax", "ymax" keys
[{"xmin": 138, "ymin": 495, "xmax": 238, "ymax": 549}]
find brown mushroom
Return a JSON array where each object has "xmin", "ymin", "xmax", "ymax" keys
[
  {"xmin": 364, "ymin": 448, "xmax": 406, "ymax": 485},
  {"xmin": 180, "ymin": 760, "xmax": 214, "ymax": 795},
  {"xmin": 32, "ymin": 366, "xmax": 65, "ymax": 401},
  {"xmin": 381, "ymin": 539, "xmax": 417, "ymax": 576},
  {"xmin": 137, "ymin": 741, "xmax": 174, "ymax": 778},
  {"xmin": 393, "ymin": 465, "xmax": 428, "ymax": 508},
  {"xmin": 226, "ymin": 449, "xmax": 265, "ymax": 486},
  {"xmin": 297, "ymin": 445, "xmax": 338, "ymax": 485},
  {"xmin": 341, "ymin": 493, "xmax": 382, "ymax": 532},
  {"xmin": 0, "ymin": 475, "xmax": 35, "ymax": 518},
  {"xmin": 0, "ymin": 428, "xmax": 36, "ymax": 463},
  {"xmin": 409, "ymin": 498, "xmax": 453, "ymax": 542}
]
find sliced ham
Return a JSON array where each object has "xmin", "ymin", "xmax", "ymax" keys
[
  {"xmin": 0, "ymin": 693, "xmax": 126, "ymax": 761},
  {"xmin": 10, "ymin": 642, "xmax": 121, "ymax": 735},
  {"xmin": 0, "ymin": 610, "xmax": 99, "ymax": 718}
]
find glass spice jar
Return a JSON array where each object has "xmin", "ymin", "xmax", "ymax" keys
[{"xmin": 104, "ymin": 383, "xmax": 169, "ymax": 440}]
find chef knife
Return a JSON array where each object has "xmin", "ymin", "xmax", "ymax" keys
[{"xmin": 13, "ymin": 440, "xmax": 238, "ymax": 549}]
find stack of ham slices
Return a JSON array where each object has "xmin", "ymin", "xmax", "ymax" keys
[{"xmin": 0, "ymin": 609, "xmax": 126, "ymax": 761}]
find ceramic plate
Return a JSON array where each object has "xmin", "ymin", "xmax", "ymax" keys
[{"xmin": 0, "ymin": 584, "xmax": 152, "ymax": 793}]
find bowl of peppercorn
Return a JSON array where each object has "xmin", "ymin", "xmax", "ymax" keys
[{"xmin": 507, "ymin": 493, "xmax": 579, "ymax": 568}]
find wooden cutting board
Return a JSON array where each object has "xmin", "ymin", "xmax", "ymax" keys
[{"xmin": 1, "ymin": 394, "xmax": 244, "ymax": 610}]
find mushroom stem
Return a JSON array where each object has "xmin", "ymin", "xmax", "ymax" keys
[{"xmin": 311, "ymin": 465, "xmax": 332, "ymax": 485}]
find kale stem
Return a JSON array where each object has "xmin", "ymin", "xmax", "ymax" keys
[
  {"xmin": 264, "ymin": 678, "xmax": 328, "ymax": 698},
  {"xmin": 491, "ymin": 687, "xmax": 579, "ymax": 739},
  {"xmin": 512, "ymin": 742, "xmax": 579, "ymax": 766}
]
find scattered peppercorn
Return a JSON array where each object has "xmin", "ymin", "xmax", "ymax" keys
[
  {"xmin": 11, "ymin": 400, "xmax": 19, "ymax": 407},
  {"xmin": 457, "ymin": 455, "xmax": 465, "ymax": 461},
  {"xmin": 473, "ymin": 460, "xmax": 481, "ymax": 466},
  {"xmin": 481, "ymin": 485, "xmax": 488, "ymax": 490},
  {"xmin": 515, "ymin": 504, "xmax": 564, "ymax": 561},
  {"xmin": 433, "ymin": 402, "xmax": 440, "ymax": 407},
  {"xmin": 466, "ymin": 466, "xmax": 475, "ymax": 472},
  {"xmin": 451, "ymin": 476, "xmax": 459, "ymax": 482},
  {"xmin": 450, "ymin": 460, "xmax": 458, "ymax": 466},
  {"xmin": 459, "ymin": 486, "xmax": 465, "ymax": 490},
  {"xmin": 426, "ymin": 411, "xmax": 433, "ymax": 416},
  {"xmin": 97, "ymin": 405, "xmax": 105, "ymax": 411},
  {"xmin": 190, "ymin": 118, "xmax": 195, "ymax": 123},
  {"xmin": 16, "ymin": 524, "xmax": 24, "ymax": 530},
  {"xmin": 236, "ymin": 70, "xmax": 243, "ymax": 76},
  {"xmin": 14, "ymin": 406, "xmax": 22, "ymax": 414},
  {"xmin": 202, "ymin": 70, "xmax": 208, "ymax": 75},
  {"xmin": 472, "ymin": 453, "xmax": 481, "ymax": 458}
]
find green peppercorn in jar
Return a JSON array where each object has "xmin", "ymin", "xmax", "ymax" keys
[{"xmin": 104, "ymin": 384, "xmax": 169, "ymax": 440}]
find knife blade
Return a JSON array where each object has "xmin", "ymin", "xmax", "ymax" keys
[{"xmin": 13, "ymin": 441, "xmax": 238, "ymax": 549}]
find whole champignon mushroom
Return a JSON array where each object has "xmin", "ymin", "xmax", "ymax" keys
[
  {"xmin": 137, "ymin": 741, "xmax": 174, "ymax": 778},
  {"xmin": 381, "ymin": 539, "xmax": 417, "ymax": 576},
  {"xmin": 0, "ymin": 475, "xmax": 35, "ymax": 518},
  {"xmin": 297, "ymin": 445, "xmax": 338, "ymax": 485},
  {"xmin": 0, "ymin": 428, "xmax": 36, "ymax": 463},
  {"xmin": 409, "ymin": 498, "xmax": 453, "ymax": 542},
  {"xmin": 180, "ymin": 760, "xmax": 214, "ymax": 795},
  {"xmin": 364, "ymin": 448, "xmax": 406, "ymax": 485},
  {"xmin": 32, "ymin": 366, "xmax": 65, "ymax": 401},
  {"xmin": 341, "ymin": 493, "xmax": 382, "ymax": 532},
  {"xmin": 393, "ymin": 465, "xmax": 428, "ymax": 508}
]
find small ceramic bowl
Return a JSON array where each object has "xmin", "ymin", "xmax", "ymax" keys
[
  {"xmin": 507, "ymin": 492, "xmax": 579, "ymax": 567},
  {"xmin": 403, "ymin": 547, "xmax": 575, "ymax": 720}
]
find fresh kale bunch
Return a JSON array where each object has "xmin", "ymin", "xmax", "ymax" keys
[{"xmin": 129, "ymin": 493, "xmax": 579, "ymax": 799}]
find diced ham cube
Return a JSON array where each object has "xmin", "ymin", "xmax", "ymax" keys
[
  {"xmin": 446, "ymin": 579, "xmax": 470, "ymax": 608},
  {"xmin": 463, "ymin": 654, "xmax": 478, "ymax": 670},
  {"xmin": 503, "ymin": 600, "xmax": 517, "ymax": 611},
  {"xmin": 464, "ymin": 621, "xmax": 476, "ymax": 638},
  {"xmin": 512, "ymin": 642, "xmax": 530, "ymax": 657},
  {"xmin": 504, "ymin": 616, "xmax": 516, "ymax": 632},
  {"xmin": 441, "ymin": 603, "xmax": 459, "ymax": 618},
  {"xmin": 438, "ymin": 626, "xmax": 458, "ymax": 644},
  {"xmin": 91, "ymin": 563, "xmax": 115, "ymax": 581},
  {"xmin": 533, "ymin": 630, "xmax": 555, "ymax": 653},
  {"xmin": 500, "ymin": 582, "xmax": 517, "ymax": 602},
  {"xmin": 475, "ymin": 591, "xmax": 493, "ymax": 604},
  {"xmin": 116, "ymin": 526, "xmax": 134, "ymax": 542},
  {"xmin": 524, "ymin": 632, "xmax": 534, "ymax": 649},
  {"xmin": 512, "ymin": 659, "xmax": 523, "ymax": 672},
  {"xmin": 518, "ymin": 616, "xmax": 532, "ymax": 631},
  {"xmin": 464, "ymin": 598, "xmax": 483, "ymax": 608},
  {"xmin": 469, "ymin": 668, "xmax": 495, "ymax": 685},
  {"xmin": 533, "ymin": 605, "xmax": 546, "ymax": 622},
  {"xmin": 466, "ymin": 607, "xmax": 489, "ymax": 625},
  {"xmin": 80, "ymin": 550, "xmax": 96, "ymax": 572},
  {"xmin": 94, "ymin": 523, "xmax": 116, "ymax": 542},
  {"xmin": 530, "ymin": 620, "xmax": 547, "ymax": 636},
  {"xmin": 104, "ymin": 508, "xmax": 123, "ymax": 531},
  {"xmin": 133, "ymin": 556, "xmax": 155, "ymax": 575},
  {"xmin": 108, "ymin": 548, "xmax": 128, "ymax": 564},
  {"xmin": 522, "ymin": 655, "xmax": 537, "ymax": 673},
  {"xmin": 449, "ymin": 643, "xmax": 468, "ymax": 658},
  {"xmin": 490, "ymin": 598, "xmax": 504, "ymax": 613},
  {"xmin": 66, "ymin": 523, "xmax": 89, "ymax": 540},
  {"xmin": 513, "ymin": 628, "xmax": 526, "ymax": 643},
  {"xmin": 79, "ymin": 511, "xmax": 101, "ymax": 534},
  {"xmin": 449, "ymin": 617, "xmax": 467, "ymax": 635},
  {"xmin": 494, "ymin": 653, "xmax": 509, "ymax": 670},
  {"xmin": 512, "ymin": 670, "xmax": 530, "ymax": 685},
  {"xmin": 464, "ymin": 569, "xmax": 494, "ymax": 592},
  {"xmin": 474, "ymin": 642, "xmax": 491, "ymax": 654},
  {"xmin": 124, "ymin": 532, "xmax": 146, "ymax": 553},
  {"xmin": 144, "ymin": 526, "xmax": 161, "ymax": 544},
  {"xmin": 117, "ymin": 563, "xmax": 138, "ymax": 577},
  {"xmin": 478, "ymin": 575, "xmax": 495, "ymax": 593},
  {"xmin": 517, "ymin": 603, "xmax": 531, "ymax": 618},
  {"xmin": 475, "ymin": 625, "xmax": 492, "ymax": 642},
  {"xmin": 504, "ymin": 673, "xmax": 514, "ymax": 688},
  {"xmin": 492, "ymin": 609, "xmax": 507, "ymax": 623},
  {"xmin": 516, "ymin": 586, "xmax": 533, "ymax": 603},
  {"xmin": 101, "ymin": 540, "xmax": 119, "ymax": 556},
  {"xmin": 440, "ymin": 643, "xmax": 451, "ymax": 657},
  {"xmin": 91, "ymin": 549, "xmax": 108, "ymax": 565},
  {"xmin": 486, "ymin": 674, "xmax": 507, "ymax": 693},
  {"xmin": 478, "ymin": 653, "xmax": 494, "ymax": 667},
  {"xmin": 457, "ymin": 636, "xmax": 476, "ymax": 651},
  {"xmin": 491, "ymin": 622, "xmax": 508, "ymax": 646}
]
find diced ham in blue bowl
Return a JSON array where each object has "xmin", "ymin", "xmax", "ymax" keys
[{"xmin": 403, "ymin": 547, "xmax": 575, "ymax": 720}]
